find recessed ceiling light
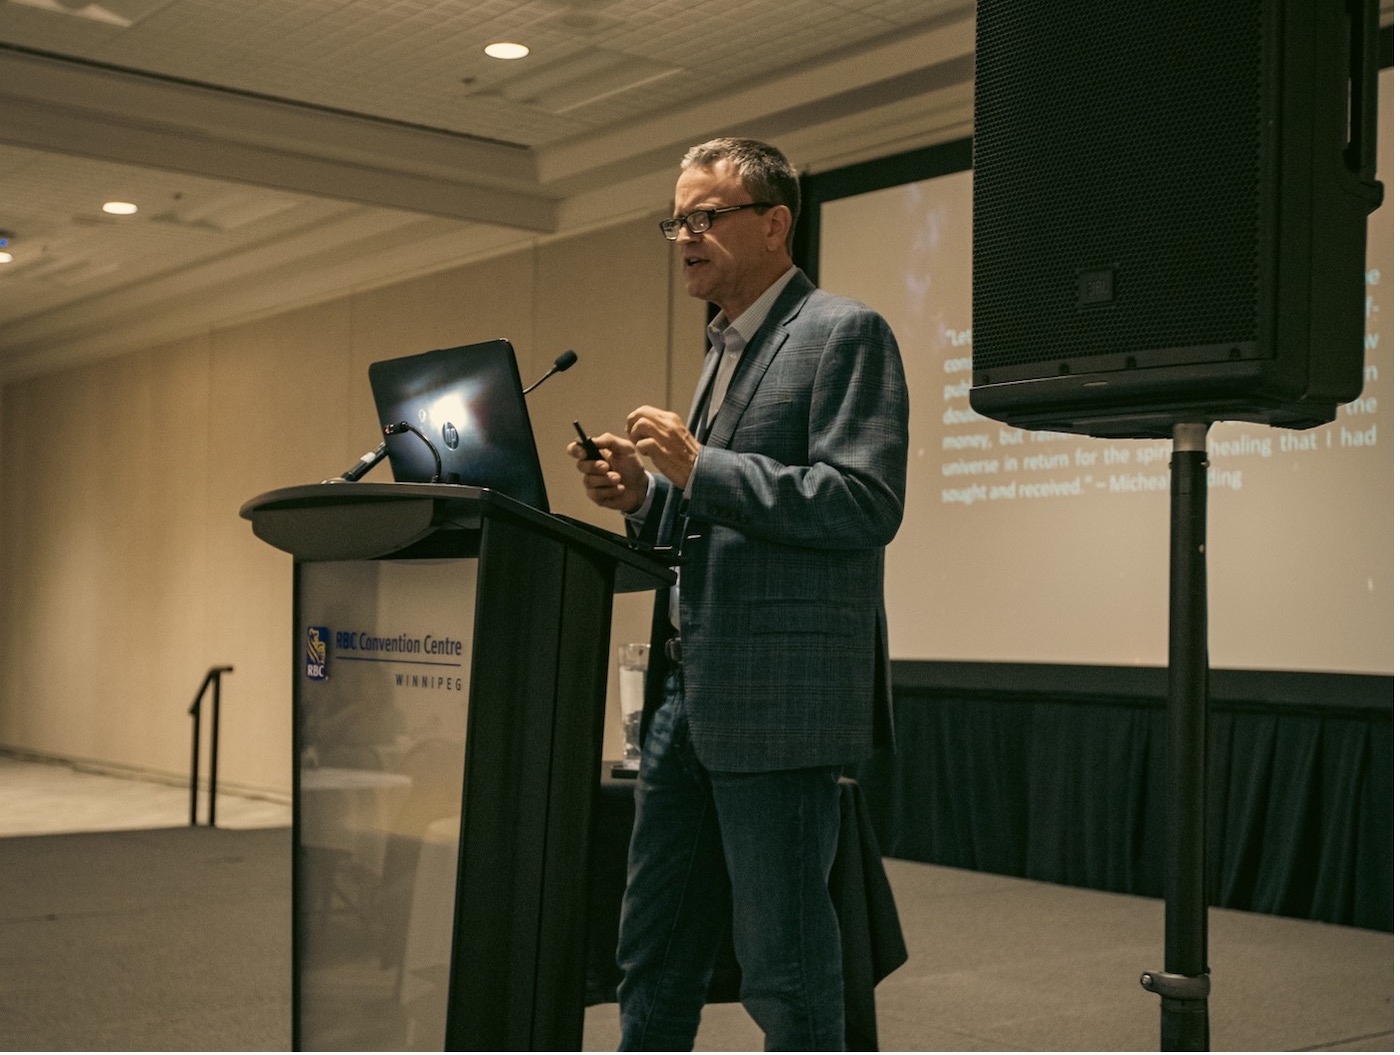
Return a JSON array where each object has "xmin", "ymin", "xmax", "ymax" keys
[
  {"xmin": 102, "ymin": 201, "xmax": 139, "ymax": 215},
  {"xmin": 484, "ymin": 42, "xmax": 529, "ymax": 60}
]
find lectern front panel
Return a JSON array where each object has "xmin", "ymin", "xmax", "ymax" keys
[{"xmin": 294, "ymin": 558, "xmax": 476, "ymax": 1051}]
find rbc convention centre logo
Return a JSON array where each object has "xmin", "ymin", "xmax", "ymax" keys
[
  {"xmin": 301, "ymin": 624, "xmax": 465, "ymax": 690},
  {"xmin": 305, "ymin": 626, "xmax": 329, "ymax": 681}
]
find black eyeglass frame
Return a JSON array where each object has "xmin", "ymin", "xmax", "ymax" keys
[{"xmin": 659, "ymin": 201, "xmax": 776, "ymax": 240}]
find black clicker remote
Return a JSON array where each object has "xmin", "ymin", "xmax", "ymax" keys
[{"xmin": 573, "ymin": 420, "xmax": 603, "ymax": 460}]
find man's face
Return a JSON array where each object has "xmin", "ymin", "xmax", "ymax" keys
[{"xmin": 671, "ymin": 159, "xmax": 784, "ymax": 319}]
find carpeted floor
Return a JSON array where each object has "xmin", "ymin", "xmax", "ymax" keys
[
  {"xmin": 0, "ymin": 826, "xmax": 291, "ymax": 1051},
  {"xmin": 0, "ymin": 825, "xmax": 1391, "ymax": 1051}
]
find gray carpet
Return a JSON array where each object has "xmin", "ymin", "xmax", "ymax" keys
[
  {"xmin": 0, "ymin": 827, "xmax": 291, "ymax": 1051},
  {"xmin": 0, "ymin": 826, "xmax": 1391, "ymax": 1051}
]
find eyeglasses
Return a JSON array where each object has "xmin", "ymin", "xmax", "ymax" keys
[{"xmin": 659, "ymin": 202, "xmax": 774, "ymax": 240}]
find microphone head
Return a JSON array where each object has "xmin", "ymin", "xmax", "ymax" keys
[{"xmin": 554, "ymin": 349, "xmax": 578, "ymax": 372}]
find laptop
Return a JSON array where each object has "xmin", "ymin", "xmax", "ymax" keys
[{"xmin": 368, "ymin": 339, "xmax": 551, "ymax": 512}]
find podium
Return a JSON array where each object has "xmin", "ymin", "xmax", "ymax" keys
[{"xmin": 240, "ymin": 483, "xmax": 673, "ymax": 1051}]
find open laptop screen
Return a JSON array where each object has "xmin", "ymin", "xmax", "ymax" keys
[{"xmin": 368, "ymin": 339, "xmax": 550, "ymax": 512}]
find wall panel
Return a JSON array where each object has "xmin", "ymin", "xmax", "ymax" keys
[{"xmin": 0, "ymin": 212, "xmax": 694, "ymax": 794}]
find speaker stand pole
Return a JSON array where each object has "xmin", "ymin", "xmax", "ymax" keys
[{"xmin": 1141, "ymin": 421, "xmax": 1211, "ymax": 1051}]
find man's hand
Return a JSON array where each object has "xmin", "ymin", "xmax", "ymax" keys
[
  {"xmin": 627, "ymin": 406, "xmax": 701, "ymax": 490},
  {"xmin": 567, "ymin": 431, "xmax": 648, "ymax": 514}
]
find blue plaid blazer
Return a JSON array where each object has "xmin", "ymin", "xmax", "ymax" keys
[{"xmin": 638, "ymin": 271, "xmax": 910, "ymax": 771}]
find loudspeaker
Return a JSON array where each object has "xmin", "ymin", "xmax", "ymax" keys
[{"xmin": 969, "ymin": 0, "xmax": 1385, "ymax": 438}]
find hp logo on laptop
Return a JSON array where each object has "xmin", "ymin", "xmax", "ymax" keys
[{"xmin": 441, "ymin": 422, "xmax": 460, "ymax": 450}]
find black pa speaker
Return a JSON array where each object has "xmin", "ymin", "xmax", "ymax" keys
[{"xmin": 969, "ymin": 0, "xmax": 1385, "ymax": 438}]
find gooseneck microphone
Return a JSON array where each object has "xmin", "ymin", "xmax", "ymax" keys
[
  {"xmin": 384, "ymin": 421, "xmax": 442, "ymax": 482},
  {"xmin": 522, "ymin": 349, "xmax": 578, "ymax": 395}
]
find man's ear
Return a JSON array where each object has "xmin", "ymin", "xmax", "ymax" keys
[{"xmin": 765, "ymin": 205, "xmax": 794, "ymax": 252}]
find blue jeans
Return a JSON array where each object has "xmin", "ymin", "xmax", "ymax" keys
[{"xmin": 615, "ymin": 671, "xmax": 845, "ymax": 1051}]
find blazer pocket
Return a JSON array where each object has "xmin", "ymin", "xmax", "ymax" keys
[
  {"xmin": 735, "ymin": 395, "xmax": 807, "ymax": 435},
  {"xmin": 740, "ymin": 398, "xmax": 789, "ymax": 426},
  {"xmin": 751, "ymin": 599, "xmax": 858, "ymax": 636}
]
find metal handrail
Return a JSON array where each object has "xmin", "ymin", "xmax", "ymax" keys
[{"xmin": 188, "ymin": 665, "xmax": 234, "ymax": 826}]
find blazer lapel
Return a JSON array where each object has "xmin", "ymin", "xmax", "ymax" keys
[
  {"xmin": 705, "ymin": 273, "xmax": 813, "ymax": 449},
  {"xmin": 686, "ymin": 346, "xmax": 722, "ymax": 435},
  {"xmin": 656, "ymin": 344, "xmax": 722, "ymax": 546}
]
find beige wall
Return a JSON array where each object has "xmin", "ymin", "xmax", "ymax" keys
[{"xmin": 0, "ymin": 213, "xmax": 706, "ymax": 795}]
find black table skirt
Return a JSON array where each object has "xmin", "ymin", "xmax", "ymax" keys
[{"xmin": 855, "ymin": 665, "xmax": 1393, "ymax": 931}]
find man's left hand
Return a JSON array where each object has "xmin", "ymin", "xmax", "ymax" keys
[{"xmin": 627, "ymin": 405, "xmax": 700, "ymax": 490}]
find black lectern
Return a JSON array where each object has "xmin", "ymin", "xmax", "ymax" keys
[{"xmin": 240, "ymin": 483, "xmax": 672, "ymax": 1051}]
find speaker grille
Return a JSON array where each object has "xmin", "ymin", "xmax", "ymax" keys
[{"xmin": 972, "ymin": 0, "xmax": 1267, "ymax": 372}]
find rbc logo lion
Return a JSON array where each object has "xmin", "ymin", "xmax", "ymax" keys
[{"xmin": 305, "ymin": 626, "xmax": 329, "ymax": 680}]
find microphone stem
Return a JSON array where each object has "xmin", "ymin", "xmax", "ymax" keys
[
  {"xmin": 523, "ymin": 349, "xmax": 578, "ymax": 395},
  {"xmin": 522, "ymin": 369, "xmax": 554, "ymax": 396}
]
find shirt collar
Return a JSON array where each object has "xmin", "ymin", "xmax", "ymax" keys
[{"xmin": 707, "ymin": 266, "xmax": 800, "ymax": 349}]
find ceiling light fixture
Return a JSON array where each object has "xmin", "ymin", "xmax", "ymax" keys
[
  {"xmin": 484, "ymin": 42, "xmax": 530, "ymax": 60},
  {"xmin": 103, "ymin": 201, "xmax": 139, "ymax": 216},
  {"xmin": 0, "ymin": 253, "xmax": 11, "ymax": 265}
]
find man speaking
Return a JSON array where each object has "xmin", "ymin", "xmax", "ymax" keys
[{"xmin": 569, "ymin": 137, "xmax": 909, "ymax": 1050}]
